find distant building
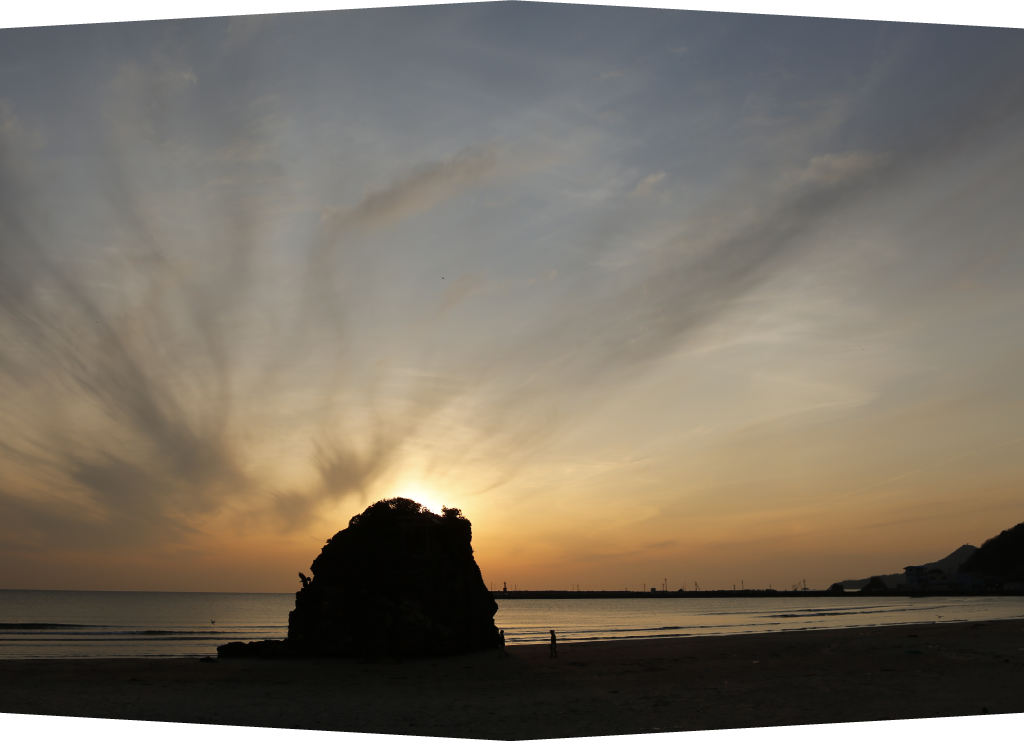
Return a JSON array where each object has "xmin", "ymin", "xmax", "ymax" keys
[
  {"xmin": 651, "ymin": 587, "xmax": 657, "ymax": 592},
  {"xmin": 956, "ymin": 572, "xmax": 986, "ymax": 591},
  {"xmin": 904, "ymin": 565, "xmax": 929, "ymax": 591},
  {"xmin": 905, "ymin": 565, "xmax": 959, "ymax": 591},
  {"xmin": 927, "ymin": 568, "xmax": 952, "ymax": 589}
]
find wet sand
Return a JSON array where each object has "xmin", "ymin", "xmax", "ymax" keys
[{"xmin": 2, "ymin": 618, "xmax": 1024, "ymax": 739}]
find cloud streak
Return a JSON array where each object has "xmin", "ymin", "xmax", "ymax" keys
[{"xmin": 326, "ymin": 145, "xmax": 501, "ymax": 230}]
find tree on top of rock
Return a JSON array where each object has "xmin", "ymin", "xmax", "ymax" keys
[{"xmin": 347, "ymin": 496, "xmax": 437, "ymax": 526}]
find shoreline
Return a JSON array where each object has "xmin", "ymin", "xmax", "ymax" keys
[
  {"xmin": 500, "ymin": 615, "xmax": 1024, "ymax": 645},
  {"xmin": 2, "ymin": 618, "xmax": 1024, "ymax": 738},
  {"xmin": 5, "ymin": 607, "xmax": 1024, "ymax": 660},
  {"xmin": 492, "ymin": 590, "xmax": 1024, "ymax": 598},
  {"xmin": 6, "ymin": 587, "xmax": 1022, "ymax": 597}
]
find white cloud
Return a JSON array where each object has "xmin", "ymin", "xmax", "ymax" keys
[{"xmin": 796, "ymin": 151, "xmax": 887, "ymax": 188}]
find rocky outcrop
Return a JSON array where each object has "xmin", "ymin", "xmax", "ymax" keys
[
  {"xmin": 217, "ymin": 639, "xmax": 294, "ymax": 659},
  {"xmin": 218, "ymin": 498, "xmax": 499, "ymax": 659},
  {"xmin": 858, "ymin": 575, "xmax": 889, "ymax": 592}
]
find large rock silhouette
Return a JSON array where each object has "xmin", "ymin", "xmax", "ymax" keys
[{"xmin": 285, "ymin": 497, "xmax": 499, "ymax": 657}]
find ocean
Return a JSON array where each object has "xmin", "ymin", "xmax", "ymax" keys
[{"xmin": 2, "ymin": 589, "xmax": 1023, "ymax": 659}]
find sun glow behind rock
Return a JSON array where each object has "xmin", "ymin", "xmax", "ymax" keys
[{"xmin": 396, "ymin": 489, "xmax": 447, "ymax": 516}]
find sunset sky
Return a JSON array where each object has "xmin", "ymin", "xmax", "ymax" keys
[{"xmin": 2, "ymin": 2, "xmax": 1024, "ymax": 593}]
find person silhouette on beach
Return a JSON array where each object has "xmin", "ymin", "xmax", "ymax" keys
[
  {"xmin": 497, "ymin": 629, "xmax": 509, "ymax": 658},
  {"xmin": 549, "ymin": 629, "xmax": 558, "ymax": 658}
]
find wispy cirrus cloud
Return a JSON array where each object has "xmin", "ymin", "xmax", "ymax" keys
[{"xmin": 323, "ymin": 145, "xmax": 501, "ymax": 230}]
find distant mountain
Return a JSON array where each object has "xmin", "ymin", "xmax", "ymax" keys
[
  {"xmin": 958, "ymin": 522, "xmax": 1024, "ymax": 583},
  {"xmin": 839, "ymin": 544, "xmax": 978, "ymax": 590}
]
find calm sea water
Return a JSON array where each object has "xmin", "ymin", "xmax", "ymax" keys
[
  {"xmin": 2, "ymin": 590, "xmax": 1023, "ymax": 659},
  {"xmin": 0, "ymin": 590, "xmax": 292, "ymax": 659}
]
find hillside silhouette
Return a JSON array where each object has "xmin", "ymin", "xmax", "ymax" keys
[
  {"xmin": 958, "ymin": 522, "xmax": 1024, "ymax": 583},
  {"xmin": 839, "ymin": 544, "xmax": 977, "ymax": 590}
]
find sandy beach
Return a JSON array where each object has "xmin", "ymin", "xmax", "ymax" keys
[{"xmin": 2, "ymin": 619, "xmax": 1023, "ymax": 739}]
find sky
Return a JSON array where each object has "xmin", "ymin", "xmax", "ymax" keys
[{"xmin": 1, "ymin": 2, "xmax": 1024, "ymax": 593}]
